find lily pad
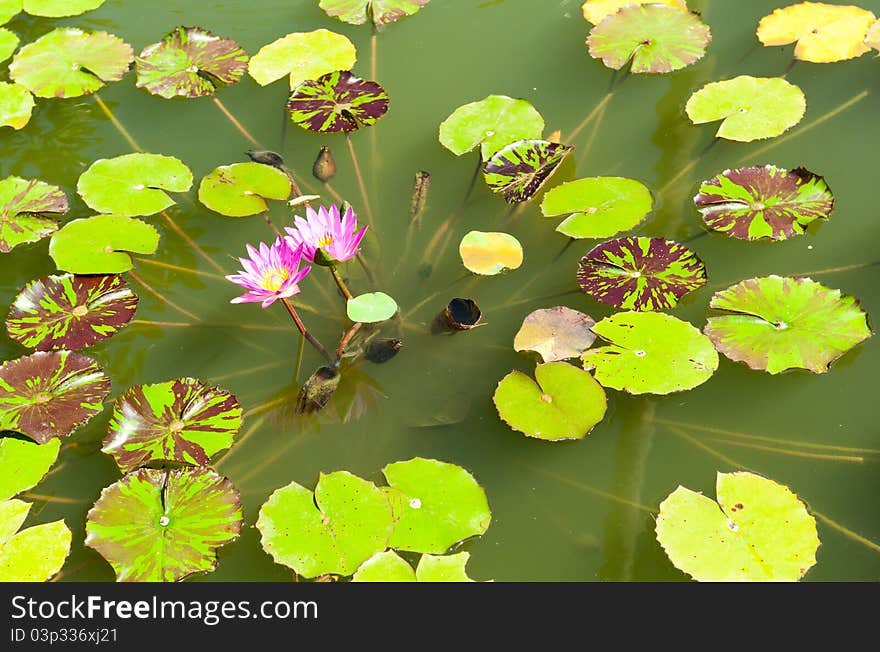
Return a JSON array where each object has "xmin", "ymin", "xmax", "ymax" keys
[
  {"xmin": 513, "ymin": 306, "xmax": 597, "ymax": 362},
  {"xmin": 257, "ymin": 471, "xmax": 394, "ymax": 578},
  {"xmin": 704, "ymin": 275, "xmax": 871, "ymax": 374},
  {"xmin": 0, "ymin": 27, "xmax": 18, "ymax": 63},
  {"xmin": 77, "ymin": 153, "xmax": 193, "ymax": 216},
  {"xmin": 587, "ymin": 4, "xmax": 711, "ymax": 73},
  {"xmin": 0, "ymin": 436, "xmax": 60, "ymax": 500},
  {"xmin": 102, "ymin": 378, "xmax": 243, "ymax": 473},
  {"xmin": 347, "ymin": 292, "xmax": 398, "ymax": 323},
  {"xmin": 583, "ymin": 312, "xmax": 718, "ymax": 394},
  {"xmin": 656, "ymin": 471, "xmax": 819, "ymax": 581},
  {"xmin": 0, "ymin": 350, "xmax": 111, "ymax": 443},
  {"xmin": 694, "ymin": 165, "xmax": 834, "ymax": 241},
  {"xmin": 0, "ymin": 0, "xmax": 18, "ymax": 24},
  {"xmin": 135, "ymin": 27, "xmax": 249, "ymax": 99},
  {"xmin": 9, "ymin": 28, "xmax": 133, "ymax": 98},
  {"xmin": 248, "ymin": 29, "xmax": 357, "ymax": 89},
  {"xmin": 866, "ymin": 19, "xmax": 880, "ymax": 52},
  {"xmin": 581, "ymin": 0, "xmax": 687, "ymax": 25},
  {"xmin": 383, "ymin": 457, "xmax": 491, "ymax": 554},
  {"xmin": 483, "ymin": 139, "xmax": 573, "ymax": 204},
  {"xmin": 0, "ymin": 82, "xmax": 33, "ymax": 130},
  {"xmin": 0, "ymin": 176, "xmax": 67, "ymax": 253},
  {"xmin": 287, "ymin": 70, "xmax": 389, "ymax": 133},
  {"xmin": 685, "ymin": 76, "xmax": 806, "ymax": 142},
  {"xmin": 23, "ymin": 0, "xmax": 106, "ymax": 17},
  {"xmin": 493, "ymin": 361, "xmax": 607, "ymax": 441},
  {"xmin": 319, "ymin": 0, "xmax": 432, "ymax": 26},
  {"xmin": 0, "ymin": 499, "xmax": 70, "ymax": 581},
  {"xmin": 352, "ymin": 550, "xmax": 478, "ymax": 582},
  {"xmin": 459, "ymin": 230, "xmax": 523, "ymax": 276},
  {"xmin": 6, "ymin": 274, "xmax": 139, "ymax": 351},
  {"xmin": 438, "ymin": 95, "xmax": 545, "ymax": 159},
  {"xmin": 540, "ymin": 176, "xmax": 653, "ymax": 239},
  {"xmin": 415, "ymin": 552, "xmax": 476, "ymax": 582},
  {"xmin": 757, "ymin": 2, "xmax": 875, "ymax": 63},
  {"xmin": 85, "ymin": 467, "xmax": 243, "ymax": 582},
  {"xmin": 49, "ymin": 215, "xmax": 160, "ymax": 274},
  {"xmin": 576, "ymin": 237, "xmax": 707, "ymax": 311},
  {"xmin": 198, "ymin": 162, "xmax": 291, "ymax": 217}
]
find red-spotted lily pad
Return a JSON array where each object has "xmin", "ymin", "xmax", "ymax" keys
[
  {"xmin": 577, "ymin": 237, "xmax": 707, "ymax": 311},
  {"xmin": 0, "ymin": 176, "xmax": 67, "ymax": 253},
  {"xmin": 514, "ymin": 307, "xmax": 597, "ymax": 362},
  {"xmin": 85, "ymin": 467, "xmax": 243, "ymax": 582},
  {"xmin": 102, "ymin": 377, "xmax": 243, "ymax": 473},
  {"xmin": 319, "ymin": 0, "xmax": 432, "ymax": 26},
  {"xmin": 704, "ymin": 276, "xmax": 872, "ymax": 374},
  {"xmin": 0, "ymin": 350, "xmax": 110, "ymax": 443},
  {"xmin": 694, "ymin": 165, "xmax": 834, "ymax": 241},
  {"xmin": 6, "ymin": 274, "xmax": 138, "ymax": 351},
  {"xmin": 136, "ymin": 27, "xmax": 249, "ymax": 99},
  {"xmin": 287, "ymin": 70, "xmax": 389, "ymax": 133},
  {"xmin": 483, "ymin": 139, "xmax": 573, "ymax": 204},
  {"xmin": 9, "ymin": 28, "xmax": 133, "ymax": 98},
  {"xmin": 587, "ymin": 4, "xmax": 711, "ymax": 73}
]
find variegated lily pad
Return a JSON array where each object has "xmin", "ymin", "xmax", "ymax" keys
[
  {"xmin": 0, "ymin": 176, "xmax": 67, "ymax": 253},
  {"xmin": 704, "ymin": 276, "xmax": 872, "ymax": 374},
  {"xmin": 0, "ymin": 350, "xmax": 111, "ymax": 443},
  {"xmin": 248, "ymin": 29, "xmax": 356, "ymax": 89},
  {"xmin": 49, "ymin": 215, "xmax": 160, "ymax": 274},
  {"xmin": 102, "ymin": 378, "xmax": 243, "ymax": 473},
  {"xmin": 694, "ymin": 165, "xmax": 834, "ymax": 241},
  {"xmin": 514, "ymin": 307, "xmax": 597, "ymax": 362},
  {"xmin": 439, "ymin": 95, "xmax": 545, "ymax": 159},
  {"xmin": 540, "ymin": 176, "xmax": 653, "ymax": 239},
  {"xmin": 483, "ymin": 139, "xmax": 573, "ymax": 204},
  {"xmin": 577, "ymin": 237, "xmax": 707, "ymax": 311},
  {"xmin": 287, "ymin": 70, "xmax": 389, "ymax": 133},
  {"xmin": 198, "ymin": 162, "xmax": 291, "ymax": 217},
  {"xmin": 85, "ymin": 467, "xmax": 243, "ymax": 582},
  {"xmin": 0, "ymin": 499, "xmax": 71, "ymax": 581},
  {"xmin": 319, "ymin": 0, "xmax": 432, "ymax": 26},
  {"xmin": 0, "ymin": 82, "xmax": 34, "ymax": 130},
  {"xmin": 6, "ymin": 274, "xmax": 139, "ymax": 351}
]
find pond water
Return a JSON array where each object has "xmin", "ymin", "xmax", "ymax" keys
[{"xmin": 2, "ymin": 0, "xmax": 878, "ymax": 581}]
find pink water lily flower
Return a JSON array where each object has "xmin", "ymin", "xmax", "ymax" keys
[
  {"xmin": 285, "ymin": 204, "xmax": 368, "ymax": 266},
  {"xmin": 226, "ymin": 237, "xmax": 311, "ymax": 308}
]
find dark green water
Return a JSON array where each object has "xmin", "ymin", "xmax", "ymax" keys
[{"xmin": 2, "ymin": 0, "xmax": 878, "ymax": 581}]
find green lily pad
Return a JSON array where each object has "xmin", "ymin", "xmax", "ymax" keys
[
  {"xmin": 587, "ymin": 4, "xmax": 711, "ymax": 73},
  {"xmin": 0, "ymin": 176, "xmax": 67, "ymax": 253},
  {"xmin": 694, "ymin": 165, "xmax": 834, "ymax": 241},
  {"xmin": 23, "ymin": 0, "xmax": 106, "ymax": 17},
  {"xmin": 0, "ymin": 436, "xmax": 60, "ymax": 500},
  {"xmin": 197, "ymin": 162, "xmax": 291, "ymax": 217},
  {"xmin": 0, "ymin": 0, "xmax": 19, "ymax": 24},
  {"xmin": 347, "ymin": 292, "xmax": 398, "ymax": 323},
  {"xmin": 0, "ymin": 350, "xmax": 111, "ymax": 443},
  {"xmin": 439, "ymin": 95, "xmax": 545, "ymax": 159},
  {"xmin": 0, "ymin": 27, "xmax": 18, "ymax": 63},
  {"xmin": 0, "ymin": 82, "xmax": 33, "ymax": 130},
  {"xmin": 576, "ymin": 237, "xmax": 707, "ymax": 311},
  {"xmin": 6, "ymin": 274, "xmax": 139, "ymax": 351},
  {"xmin": 513, "ymin": 306, "xmax": 597, "ymax": 362},
  {"xmin": 685, "ymin": 75, "xmax": 806, "ymax": 142},
  {"xmin": 583, "ymin": 312, "xmax": 718, "ymax": 394},
  {"xmin": 459, "ymin": 230, "xmax": 523, "ymax": 276},
  {"xmin": 49, "ymin": 215, "xmax": 160, "ymax": 274},
  {"xmin": 656, "ymin": 471, "xmax": 819, "ymax": 581},
  {"xmin": 415, "ymin": 552, "xmax": 476, "ymax": 582},
  {"xmin": 77, "ymin": 153, "xmax": 193, "ymax": 216},
  {"xmin": 540, "ymin": 176, "xmax": 653, "ymax": 239},
  {"xmin": 352, "ymin": 550, "xmax": 479, "ymax": 582},
  {"xmin": 85, "ymin": 467, "xmax": 243, "ymax": 582},
  {"xmin": 493, "ymin": 361, "xmax": 607, "ymax": 441},
  {"xmin": 257, "ymin": 471, "xmax": 394, "ymax": 579},
  {"xmin": 103, "ymin": 377, "xmax": 243, "ymax": 473},
  {"xmin": 9, "ymin": 28, "xmax": 133, "ymax": 98},
  {"xmin": 383, "ymin": 457, "xmax": 491, "ymax": 554},
  {"xmin": 704, "ymin": 275, "xmax": 872, "ymax": 374},
  {"xmin": 319, "ymin": 0, "xmax": 432, "ymax": 26},
  {"xmin": 135, "ymin": 26, "xmax": 249, "ymax": 99},
  {"xmin": 483, "ymin": 139, "xmax": 573, "ymax": 204},
  {"xmin": 0, "ymin": 499, "xmax": 70, "ymax": 581},
  {"xmin": 248, "ymin": 29, "xmax": 357, "ymax": 89},
  {"xmin": 287, "ymin": 70, "xmax": 389, "ymax": 133}
]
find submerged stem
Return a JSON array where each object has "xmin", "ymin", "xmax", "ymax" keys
[
  {"xmin": 346, "ymin": 134, "xmax": 375, "ymax": 227},
  {"xmin": 280, "ymin": 298, "xmax": 332, "ymax": 361},
  {"xmin": 213, "ymin": 97, "xmax": 261, "ymax": 148},
  {"xmin": 294, "ymin": 331, "xmax": 305, "ymax": 382},
  {"xmin": 94, "ymin": 93, "xmax": 142, "ymax": 151}
]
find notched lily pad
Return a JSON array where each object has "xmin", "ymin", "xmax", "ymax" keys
[
  {"xmin": 23, "ymin": 0, "xmax": 106, "ymax": 17},
  {"xmin": 438, "ymin": 95, "xmax": 545, "ymax": 159},
  {"xmin": 577, "ymin": 236, "xmax": 707, "ymax": 311},
  {"xmin": 704, "ymin": 275, "xmax": 871, "ymax": 374},
  {"xmin": 540, "ymin": 176, "xmax": 653, "ymax": 239},
  {"xmin": 0, "ymin": 176, "xmax": 67, "ymax": 253},
  {"xmin": 483, "ymin": 139, "xmax": 573, "ymax": 204},
  {"xmin": 352, "ymin": 550, "xmax": 479, "ymax": 582},
  {"xmin": 0, "ymin": 499, "xmax": 71, "ymax": 581},
  {"xmin": 0, "ymin": 436, "xmax": 60, "ymax": 500},
  {"xmin": 347, "ymin": 292, "xmax": 398, "ymax": 323},
  {"xmin": 319, "ymin": 0, "xmax": 432, "ymax": 26},
  {"xmin": 287, "ymin": 70, "xmax": 389, "ymax": 133},
  {"xmin": 514, "ymin": 306, "xmax": 597, "ymax": 362},
  {"xmin": 198, "ymin": 162, "xmax": 291, "ymax": 217},
  {"xmin": 0, "ymin": 82, "xmax": 33, "ymax": 130},
  {"xmin": 85, "ymin": 467, "xmax": 243, "ymax": 582},
  {"xmin": 459, "ymin": 231, "xmax": 523, "ymax": 276},
  {"xmin": 582, "ymin": 0, "xmax": 687, "ymax": 25},
  {"xmin": 248, "ymin": 29, "xmax": 356, "ymax": 89},
  {"xmin": 49, "ymin": 215, "xmax": 160, "ymax": 274}
]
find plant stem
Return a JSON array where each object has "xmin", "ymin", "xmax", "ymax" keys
[
  {"xmin": 370, "ymin": 29, "xmax": 379, "ymax": 190},
  {"xmin": 564, "ymin": 91, "xmax": 614, "ymax": 143},
  {"xmin": 213, "ymin": 97, "xmax": 261, "ymax": 148},
  {"xmin": 330, "ymin": 266, "xmax": 354, "ymax": 300},
  {"xmin": 280, "ymin": 298, "xmax": 332, "ymax": 361},
  {"xmin": 160, "ymin": 211, "xmax": 227, "ymax": 274},
  {"xmin": 294, "ymin": 332, "xmax": 305, "ymax": 381},
  {"xmin": 94, "ymin": 93, "xmax": 142, "ymax": 151},
  {"xmin": 261, "ymin": 211, "xmax": 281, "ymax": 236},
  {"xmin": 335, "ymin": 321, "xmax": 362, "ymax": 360},
  {"xmin": 346, "ymin": 133, "xmax": 375, "ymax": 227},
  {"xmin": 128, "ymin": 272, "xmax": 200, "ymax": 321}
]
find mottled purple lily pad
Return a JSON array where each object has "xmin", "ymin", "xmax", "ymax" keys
[
  {"xmin": 483, "ymin": 139, "xmax": 573, "ymax": 204},
  {"xmin": 0, "ymin": 176, "xmax": 68, "ymax": 253},
  {"xmin": 6, "ymin": 274, "xmax": 138, "ymax": 351},
  {"xmin": 102, "ymin": 377, "xmax": 243, "ymax": 472},
  {"xmin": 287, "ymin": 70, "xmax": 389, "ymax": 133},
  {"xmin": 694, "ymin": 165, "xmax": 834, "ymax": 241},
  {"xmin": 135, "ymin": 26, "xmax": 249, "ymax": 99},
  {"xmin": 577, "ymin": 237, "xmax": 707, "ymax": 311},
  {"xmin": 0, "ymin": 351, "xmax": 110, "ymax": 443}
]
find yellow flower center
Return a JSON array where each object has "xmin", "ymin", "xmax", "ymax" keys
[
  {"xmin": 318, "ymin": 234, "xmax": 334, "ymax": 248},
  {"xmin": 261, "ymin": 268, "xmax": 289, "ymax": 292}
]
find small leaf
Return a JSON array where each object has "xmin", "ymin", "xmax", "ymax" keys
[
  {"xmin": 248, "ymin": 29, "xmax": 356, "ymax": 89},
  {"xmin": 287, "ymin": 70, "xmax": 389, "ymax": 133},
  {"xmin": 198, "ymin": 162, "xmax": 291, "ymax": 217},
  {"xmin": 0, "ymin": 82, "xmax": 33, "ymax": 130},
  {"xmin": 0, "ymin": 27, "xmax": 19, "ymax": 63},
  {"xmin": 438, "ymin": 95, "xmax": 545, "ymax": 159},
  {"xmin": 0, "ymin": 1, "xmax": 20, "ymax": 24},
  {"xmin": 352, "ymin": 550, "xmax": 416, "ymax": 582},
  {"xmin": 581, "ymin": 0, "xmax": 687, "ymax": 25},
  {"xmin": 416, "ymin": 552, "xmax": 476, "ymax": 582},
  {"xmin": 347, "ymin": 292, "xmax": 398, "ymax": 323},
  {"xmin": 0, "ymin": 436, "xmax": 60, "ymax": 500},
  {"xmin": 0, "ymin": 176, "xmax": 67, "ymax": 253},
  {"xmin": 319, "ymin": 0, "xmax": 432, "ymax": 26},
  {"xmin": 514, "ymin": 306, "xmax": 596, "ymax": 362},
  {"xmin": 540, "ymin": 176, "xmax": 653, "ymax": 239},
  {"xmin": 23, "ymin": 0, "xmax": 106, "ymax": 17},
  {"xmin": 0, "ymin": 499, "xmax": 71, "ymax": 581},
  {"xmin": 49, "ymin": 215, "xmax": 160, "ymax": 274},
  {"xmin": 483, "ymin": 139, "xmax": 573, "ymax": 204},
  {"xmin": 459, "ymin": 230, "xmax": 523, "ymax": 276}
]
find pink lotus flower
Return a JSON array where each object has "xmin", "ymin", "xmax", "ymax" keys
[
  {"xmin": 285, "ymin": 204, "xmax": 367, "ymax": 266},
  {"xmin": 226, "ymin": 238, "xmax": 311, "ymax": 308}
]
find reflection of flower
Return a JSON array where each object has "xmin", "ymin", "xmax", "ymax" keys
[
  {"xmin": 285, "ymin": 204, "xmax": 367, "ymax": 266},
  {"xmin": 226, "ymin": 238, "xmax": 311, "ymax": 308}
]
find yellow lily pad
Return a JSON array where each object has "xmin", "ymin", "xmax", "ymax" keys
[{"xmin": 459, "ymin": 230, "xmax": 523, "ymax": 276}]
